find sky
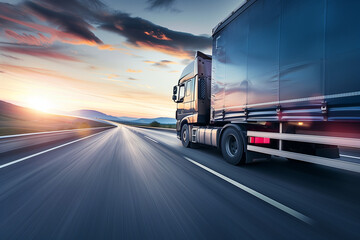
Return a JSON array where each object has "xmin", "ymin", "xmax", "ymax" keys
[{"xmin": 0, "ymin": 0, "xmax": 240, "ymax": 118}]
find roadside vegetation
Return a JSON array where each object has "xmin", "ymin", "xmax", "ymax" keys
[{"xmin": 116, "ymin": 120, "xmax": 176, "ymax": 129}]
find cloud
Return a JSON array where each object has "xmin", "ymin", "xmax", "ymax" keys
[
  {"xmin": 0, "ymin": 44, "xmax": 81, "ymax": 62},
  {"xmin": 144, "ymin": 60, "xmax": 177, "ymax": 68},
  {"xmin": 0, "ymin": 14, "xmax": 97, "ymax": 46},
  {"xmin": 144, "ymin": 31, "xmax": 172, "ymax": 41},
  {"xmin": 127, "ymin": 69, "xmax": 142, "ymax": 73},
  {"xmin": 107, "ymin": 73, "xmax": 121, "ymax": 79},
  {"xmin": 0, "ymin": 2, "xmax": 33, "ymax": 28},
  {"xmin": 88, "ymin": 65, "xmax": 98, "ymax": 70},
  {"xmin": 37, "ymin": 0, "xmax": 105, "ymax": 18},
  {"xmin": 146, "ymin": 0, "xmax": 176, "ymax": 10},
  {"xmin": 100, "ymin": 12, "xmax": 211, "ymax": 59},
  {"xmin": 105, "ymin": 74, "xmax": 138, "ymax": 81},
  {"xmin": 1, "ymin": 53, "xmax": 21, "ymax": 60},
  {"xmin": 97, "ymin": 44, "xmax": 121, "ymax": 51},
  {"xmin": 5, "ymin": 29, "xmax": 52, "ymax": 46},
  {"xmin": 0, "ymin": 0, "xmax": 211, "ymax": 59},
  {"xmin": 0, "ymin": 1, "xmax": 118, "ymax": 50},
  {"xmin": 24, "ymin": 1, "xmax": 103, "ymax": 44}
]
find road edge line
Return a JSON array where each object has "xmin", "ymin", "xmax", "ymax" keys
[
  {"xmin": 0, "ymin": 129, "xmax": 110, "ymax": 169},
  {"xmin": 184, "ymin": 157, "xmax": 314, "ymax": 225},
  {"xmin": 144, "ymin": 135, "xmax": 158, "ymax": 143}
]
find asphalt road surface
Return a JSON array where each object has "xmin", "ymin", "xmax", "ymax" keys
[{"xmin": 1, "ymin": 124, "xmax": 359, "ymax": 239}]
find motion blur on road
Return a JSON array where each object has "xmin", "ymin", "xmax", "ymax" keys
[{"xmin": 1, "ymin": 124, "xmax": 360, "ymax": 239}]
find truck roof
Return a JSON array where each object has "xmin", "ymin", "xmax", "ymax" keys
[
  {"xmin": 212, "ymin": 0, "xmax": 254, "ymax": 36},
  {"xmin": 178, "ymin": 51, "xmax": 212, "ymax": 84}
]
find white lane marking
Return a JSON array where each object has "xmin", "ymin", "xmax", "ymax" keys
[
  {"xmin": 144, "ymin": 135, "xmax": 158, "ymax": 143},
  {"xmin": 184, "ymin": 157, "xmax": 314, "ymax": 225},
  {"xmin": 0, "ymin": 126, "xmax": 111, "ymax": 139},
  {"xmin": 0, "ymin": 130, "xmax": 108, "ymax": 169},
  {"xmin": 340, "ymin": 154, "xmax": 360, "ymax": 160}
]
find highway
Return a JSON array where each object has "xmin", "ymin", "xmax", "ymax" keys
[{"xmin": 0, "ymin": 124, "xmax": 359, "ymax": 239}]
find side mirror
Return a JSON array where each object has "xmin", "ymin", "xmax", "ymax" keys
[{"xmin": 172, "ymin": 85, "xmax": 180, "ymax": 102}]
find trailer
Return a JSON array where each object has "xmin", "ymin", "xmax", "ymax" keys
[{"xmin": 172, "ymin": 0, "xmax": 360, "ymax": 173}]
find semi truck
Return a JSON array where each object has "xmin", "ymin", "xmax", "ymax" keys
[{"xmin": 172, "ymin": 0, "xmax": 360, "ymax": 172}]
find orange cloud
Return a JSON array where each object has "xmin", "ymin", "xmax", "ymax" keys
[
  {"xmin": 131, "ymin": 41, "xmax": 193, "ymax": 59},
  {"xmin": 0, "ymin": 15, "xmax": 117, "ymax": 51},
  {"xmin": 144, "ymin": 60, "xmax": 156, "ymax": 64},
  {"xmin": 0, "ymin": 46, "xmax": 81, "ymax": 62},
  {"xmin": 97, "ymin": 44, "xmax": 126, "ymax": 51},
  {"xmin": 144, "ymin": 31, "xmax": 172, "ymax": 41},
  {"xmin": 107, "ymin": 73, "xmax": 121, "ymax": 79},
  {"xmin": 126, "ymin": 69, "xmax": 142, "ymax": 73},
  {"xmin": 0, "ymin": 14, "xmax": 92, "ymax": 45},
  {"xmin": 114, "ymin": 24, "xmax": 124, "ymax": 31},
  {"xmin": 5, "ymin": 29, "xmax": 53, "ymax": 46}
]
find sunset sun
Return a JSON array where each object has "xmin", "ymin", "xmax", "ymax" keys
[{"xmin": 27, "ymin": 96, "xmax": 54, "ymax": 113}]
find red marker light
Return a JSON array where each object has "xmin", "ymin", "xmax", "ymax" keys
[{"xmin": 249, "ymin": 137, "xmax": 270, "ymax": 144}]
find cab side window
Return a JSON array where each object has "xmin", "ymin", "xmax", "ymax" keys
[
  {"xmin": 185, "ymin": 78, "xmax": 195, "ymax": 100},
  {"xmin": 179, "ymin": 85, "xmax": 185, "ymax": 100},
  {"xmin": 185, "ymin": 80, "xmax": 191, "ymax": 97}
]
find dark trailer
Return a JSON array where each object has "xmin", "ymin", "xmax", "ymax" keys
[
  {"xmin": 172, "ymin": 0, "xmax": 360, "ymax": 172},
  {"xmin": 211, "ymin": 0, "xmax": 360, "ymax": 122}
]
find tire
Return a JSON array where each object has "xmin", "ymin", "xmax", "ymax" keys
[
  {"xmin": 221, "ymin": 128, "xmax": 245, "ymax": 165},
  {"xmin": 181, "ymin": 124, "xmax": 191, "ymax": 148}
]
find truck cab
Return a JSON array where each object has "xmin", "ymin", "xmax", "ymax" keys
[{"xmin": 172, "ymin": 51, "xmax": 212, "ymax": 138}]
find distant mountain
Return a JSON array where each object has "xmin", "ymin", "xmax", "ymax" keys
[
  {"xmin": 71, "ymin": 110, "xmax": 119, "ymax": 121},
  {"xmin": 117, "ymin": 116, "xmax": 139, "ymax": 122},
  {"xmin": 71, "ymin": 109, "xmax": 176, "ymax": 125},
  {"xmin": 132, "ymin": 117, "xmax": 176, "ymax": 125}
]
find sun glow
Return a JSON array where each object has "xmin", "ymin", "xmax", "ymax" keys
[{"xmin": 27, "ymin": 96, "xmax": 54, "ymax": 113}]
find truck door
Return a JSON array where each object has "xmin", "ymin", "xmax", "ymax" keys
[
  {"xmin": 184, "ymin": 78, "xmax": 195, "ymax": 115},
  {"xmin": 177, "ymin": 78, "xmax": 195, "ymax": 120}
]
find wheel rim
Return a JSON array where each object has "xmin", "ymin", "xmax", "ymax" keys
[
  {"xmin": 183, "ymin": 128, "xmax": 187, "ymax": 142},
  {"xmin": 225, "ymin": 134, "xmax": 238, "ymax": 157}
]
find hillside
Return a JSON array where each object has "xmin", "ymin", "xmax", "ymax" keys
[
  {"xmin": 71, "ymin": 110, "xmax": 119, "ymax": 121},
  {"xmin": 0, "ymin": 101, "xmax": 111, "ymax": 136}
]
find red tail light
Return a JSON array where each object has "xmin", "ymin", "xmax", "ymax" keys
[{"xmin": 249, "ymin": 137, "xmax": 270, "ymax": 144}]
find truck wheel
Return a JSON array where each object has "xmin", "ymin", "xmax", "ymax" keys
[
  {"xmin": 181, "ymin": 124, "xmax": 191, "ymax": 148},
  {"xmin": 221, "ymin": 128, "xmax": 244, "ymax": 165}
]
